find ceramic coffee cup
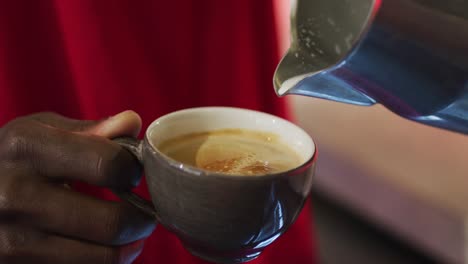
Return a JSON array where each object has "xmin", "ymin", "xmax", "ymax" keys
[{"xmin": 114, "ymin": 107, "xmax": 316, "ymax": 263}]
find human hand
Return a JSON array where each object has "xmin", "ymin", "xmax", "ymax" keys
[{"xmin": 0, "ymin": 111, "xmax": 156, "ymax": 264}]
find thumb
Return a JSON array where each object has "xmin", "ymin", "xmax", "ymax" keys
[{"xmin": 89, "ymin": 110, "xmax": 142, "ymax": 138}]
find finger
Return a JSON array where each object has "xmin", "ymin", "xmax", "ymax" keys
[
  {"xmin": 0, "ymin": 223, "xmax": 46, "ymax": 263},
  {"xmin": 34, "ymin": 236, "xmax": 145, "ymax": 264},
  {"xmin": 27, "ymin": 110, "xmax": 142, "ymax": 138},
  {"xmin": 3, "ymin": 120, "xmax": 141, "ymax": 188},
  {"xmin": 16, "ymin": 181, "xmax": 155, "ymax": 246},
  {"xmin": 0, "ymin": 224, "xmax": 145, "ymax": 264},
  {"xmin": 27, "ymin": 112, "xmax": 101, "ymax": 132}
]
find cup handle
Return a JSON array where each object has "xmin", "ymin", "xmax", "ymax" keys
[{"xmin": 112, "ymin": 137, "xmax": 158, "ymax": 219}]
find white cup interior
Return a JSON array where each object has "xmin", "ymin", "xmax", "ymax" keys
[{"xmin": 146, "ymin": 107, "xmax": 315, "ymax": 164}]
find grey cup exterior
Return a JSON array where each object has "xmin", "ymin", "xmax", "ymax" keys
[{"xmin": 142, "ymin": 136, "xmax": 316, "ymax": 263}]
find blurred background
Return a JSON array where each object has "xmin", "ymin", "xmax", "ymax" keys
[{"xmin": 273, "ymin": 1, "xmax": 468, "ymax": 263}]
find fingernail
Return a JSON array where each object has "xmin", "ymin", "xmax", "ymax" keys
[
  {"xmin": 93, "ymin": 110, "xmax": 142, "ymax": 138},
  {"xmin": 93, "ymin": 116, "xmax": 120, "ymax": 137}
]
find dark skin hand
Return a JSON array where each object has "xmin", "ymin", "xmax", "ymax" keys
[{"xmin": 0, "ymin": 111, "xmax": 156, "ymax": 264}]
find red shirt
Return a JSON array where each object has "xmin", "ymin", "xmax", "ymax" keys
[{"xmin": 0, "ymin": 0, "xmax": 317, "ymax": 263}]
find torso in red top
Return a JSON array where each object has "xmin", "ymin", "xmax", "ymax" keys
[{"xmin": 0, "ymin": 0, "xmax": 316, "ymax": 263}]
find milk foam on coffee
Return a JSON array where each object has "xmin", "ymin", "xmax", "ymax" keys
[{"xmin": 157, "ymin": 129, "xmax": 303, "ymax": 175}]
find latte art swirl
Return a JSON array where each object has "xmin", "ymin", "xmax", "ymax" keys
[{"xmin": 157, "ymin": 129, "xmax": 303, "ymax": 176}]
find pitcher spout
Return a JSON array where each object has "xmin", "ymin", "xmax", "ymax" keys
[
  {"xmin": 275, "ymin": 68, "xmax": 376, "ymax": 106},
  {"xmin": 273, "ymin": 0, "xmax": 378, "ymax": 105},
  {"xmin": 273, "ymin": 49, "xmax": 375, "ymax": 106}
]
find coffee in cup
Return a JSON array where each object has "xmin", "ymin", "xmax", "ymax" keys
[{"xmin": 157, "ymin": 128, "xmax": 303, "ymax": 176}]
